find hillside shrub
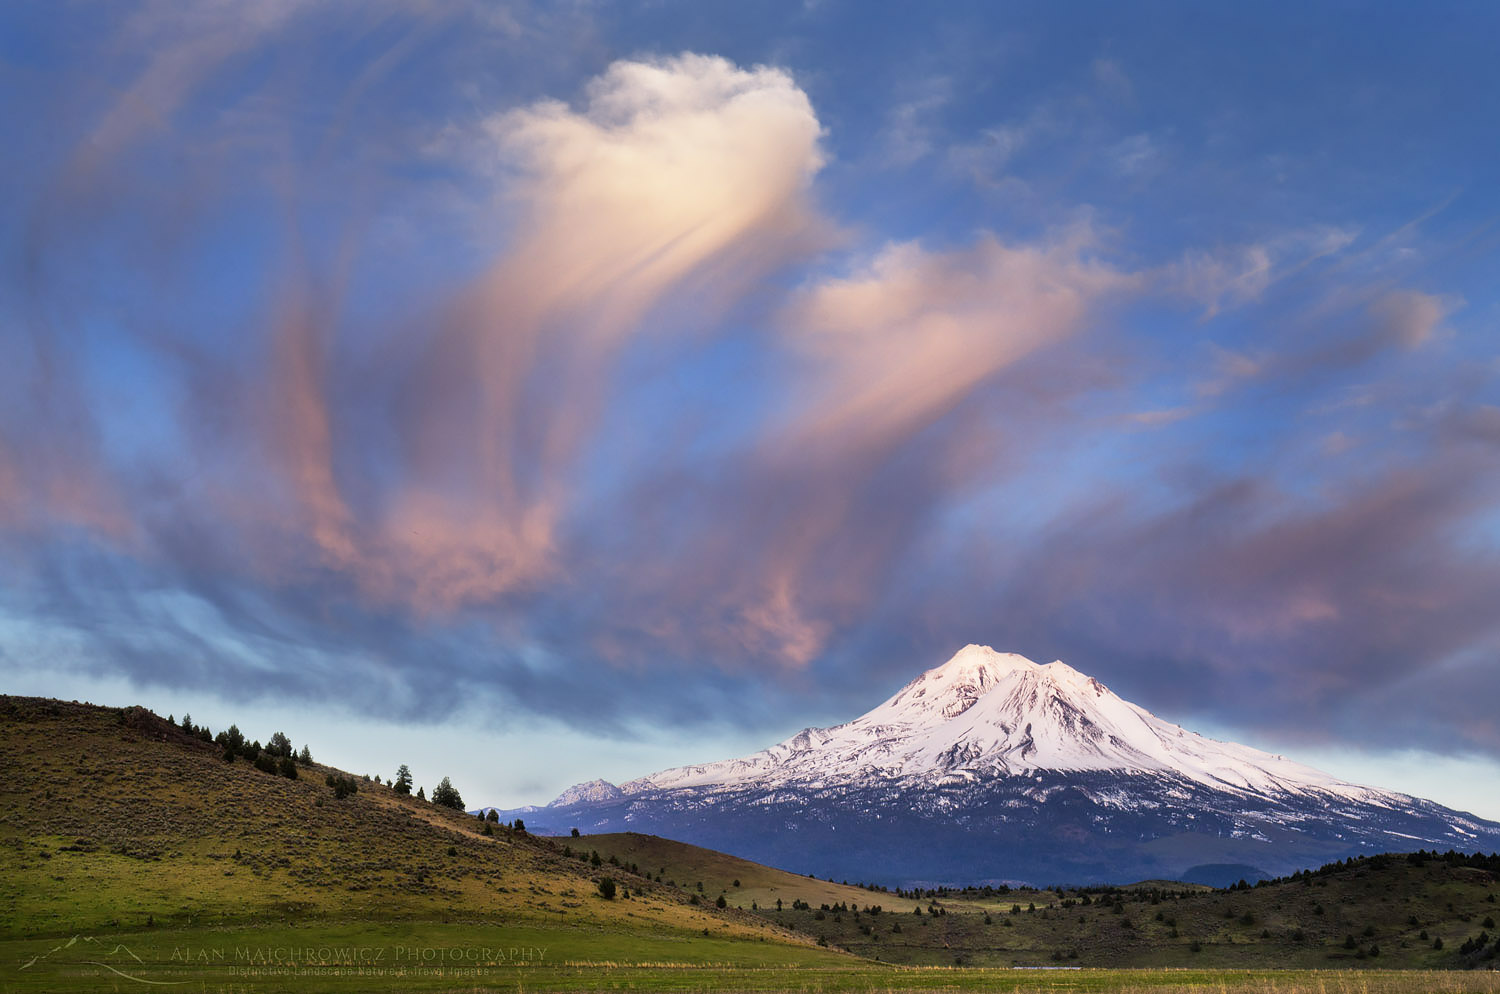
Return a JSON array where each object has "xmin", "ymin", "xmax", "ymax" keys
[{"xmin": 326, "ymin": 773, "xmax": 359, "ymax": 799}]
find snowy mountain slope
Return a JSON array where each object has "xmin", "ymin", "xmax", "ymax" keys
[
  {"xmin": 498, "ymin": 645, "xmax": 1500, "ymax": 886},
  {"xmin": 622, "ymin": 645, "xmax": 1383, "ymax": 802}
]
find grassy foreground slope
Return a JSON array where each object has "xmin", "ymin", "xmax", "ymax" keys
[{"xmin": 0, "ymin": 696, "xmax": 849, "ymax": 990}]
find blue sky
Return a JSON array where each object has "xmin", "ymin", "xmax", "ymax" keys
[{"xmin": 3, "ymin": 1, "xmax": 1499, "ymax": 819}]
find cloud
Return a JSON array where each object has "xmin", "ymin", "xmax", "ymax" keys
[
  {"xmin": 650, "ymin": 230, "xmax": 1135, "ymax": 666},
  {"xmin": 1109, "ymin": 133, "xmax": 1160, "ymax": 177},
  {"xmin": 1366, "ymin": 289, "xmax": 1451, "ymax": 349},
  {"xmin": 5, "ymin": 9, "xmax": 1499, "ymax": 777},
  {"xmin": 1194, "ymin": 345, "xmax": 1265, "ymax": 397},
  {"xmin": 782, "ymin": 228, "xmax": 1132, "ymax": 452},
  {"xmin": 1168, "ymin": 244, "xmax": 1274, "ymax": 318},
  {"xmin": 1166, "ymin": 226, "xmax": 1358, "ymax": 318},
  {"xmin": 1320, "ymin": 430, "xmax": 1358, "ymax": 455},
  {"xmin": 512, "ymin": 228, "xmax": 1137, "ymax": 673},
  {"xmin": 242, "ymin": 53, "xmax": 834, "ymax": 612},
  {"xmin": 936, "ymin": 442, "xmax": 1500, "ymax": 756},
  {"xmin": 1091, "ymin": 58, "xmax": 1135, "ymax": 104},
  {"xmin": 3, "ymin": 44, "xmax": 845, "ymax": 712},
  {"xmin": 1125, "ymin": 406, "xmax": 1196, "ymax": 426},
  {"xmin": 387, "ymin": 54, "xmax": 828, "ymax": 607},
  {"xmin": 875, "ymin": 76, "xmax": 951, "ymax": 168},
  {"xmin": 1444, "ymin": 404, "xmax": 1500, "ymax": 445},
  {"xmin": 948, "ymin": 117, "xmax": 1048, "ymax": 188}
]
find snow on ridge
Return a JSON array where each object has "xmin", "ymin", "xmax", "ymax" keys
[{"xmin": 619, "ymin": 644, "xmax": 1391, "ymax": 805}]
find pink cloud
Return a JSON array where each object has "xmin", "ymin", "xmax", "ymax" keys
[
  {"xmin": 1367, "ymin": 289, "xmax": 1452, "ymax": 349},
  {"xmin": 274, "ymin": 54, "xmax": 834, "ymax": 612},
  {"xmin": 782, "ymin": 229, "xmax": 1133, "ymax": 454}
]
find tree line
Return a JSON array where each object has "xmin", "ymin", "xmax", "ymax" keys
[{"xmin": 165, "ymin": 707, "xmax": 476, "ymax": 812}]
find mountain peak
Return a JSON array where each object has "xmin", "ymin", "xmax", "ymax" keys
[
  {"xmin": 936, "ymin": 643, "xmax": 1035, "ymax": 671},
  {"xmin": 919, "ymin": 644, "xmax": 1036, "ymax": 688},
  {"xmin": 1039, "ymin": 657, "xmax": 1107, "ymax": 695},
  {"xmin": 625, "ymin": 644, "xmax": 1377, "ymax": 801},
  {"xmin": 552, "ymin": 778, "xmax": 623, "ymax": 807}
]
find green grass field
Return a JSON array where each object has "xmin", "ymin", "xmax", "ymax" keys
[
  {"xmin": 7, "ymin": 923, "xmax": 1500, "ymax": 994},
  {"xmin": 3, "ymin": 695, "xmax": 1498, "ymax": 993}
]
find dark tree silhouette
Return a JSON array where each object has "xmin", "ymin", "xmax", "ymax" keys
[
  {"xmin": 432, "ymin": 776, "xmax": 464, "ymax": 809},
  {"xmin": 267, "ymin": 731, "xmax": 293, "ymax": 758}
]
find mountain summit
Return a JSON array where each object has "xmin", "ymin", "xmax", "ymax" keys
[
  {"xmin": 503, "ymin": 646, "xmax": 1500, "ymax": 886},
  {"xmin": 625, "ymin": 645, "xmax": 1371, "ymax": 801}
]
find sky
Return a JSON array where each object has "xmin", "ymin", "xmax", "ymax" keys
[{"xmin": 3, "ymin": 1, "xmax": 1499, "ymax": 820}]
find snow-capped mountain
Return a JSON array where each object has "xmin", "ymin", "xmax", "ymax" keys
[
  {"xmin": 624, "ymin": 646, "xmax": 1376, "ymax": 800},
  {"xmin": 551, "ymin": 778, "xmax": 626, "ymax": 806},
  {"xmin": 499, "ymin": 645, "xmax": 1500, "ymax": 887}
]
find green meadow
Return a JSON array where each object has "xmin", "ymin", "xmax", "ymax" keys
[{"xmin": 8, "ymin": 923, "xmax": 1500, "ymax": 994}]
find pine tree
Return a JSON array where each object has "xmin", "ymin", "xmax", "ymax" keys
[
  {"xmin": 298, "ymin": 745, "xmax": 313, "ymax": 765},
  {"xmin": 432, "ymin": 776, "xmax": 464, "ymax": 809},
  {"xmin": 394, "ymin": 764, "xmax": 414, "ymax": 795},
  {"xmin": 216, "ymin": 724, "xmax": 245, "ymax": 754}
]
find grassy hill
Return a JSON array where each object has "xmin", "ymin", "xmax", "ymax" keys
[
  {"xmin": 3, "ymin": 694, "xmax": 1498, "ymax": 993},
  {"xmin": 761, "ymin": 853, "xmax": 1500, "ymax": 969},
  {"xmin": 570, "ymin": 830, "xmax": 1500, "ymax": 969},
  {"xmin": 560, "ymin": 831, "xmax": 902, "ymax": 914},
  {"xmin": 0, "ymin": 696, "xmax": 848, "ymax": 991}
]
